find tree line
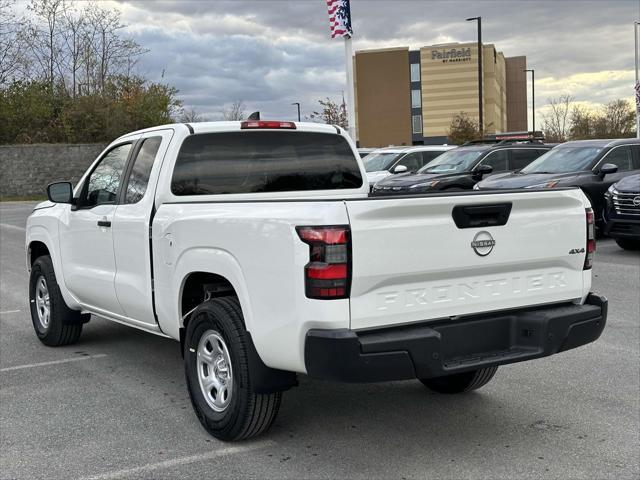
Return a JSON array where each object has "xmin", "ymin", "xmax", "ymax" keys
[
  {"xmin": 448, "ymin": 96, "xmax": 636, "ymax": 145},
  {"xmin": 0, "ymin": 0, "xmax": 181, "ymax": 144},
  {"xmin": 541, "ymin": 95, "xmax": 636, "ymax": 142}
]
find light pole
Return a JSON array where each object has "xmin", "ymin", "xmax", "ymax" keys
[
  {"xmin": 466, "ymin": 16, "xmax": 483, "ymax": 135},
  {"xmin": 635, "ymin": 22, "xmax": 639, "ymax": 138},
  {"xmin": 292, "ymin": 102, "xmax": 301, "ymax": 122},
  {"xmin": 525, "ymin": 69, "xmax": 535, "ymax": 133}
]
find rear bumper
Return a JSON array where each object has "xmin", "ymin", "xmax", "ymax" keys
[{"xmin": 304, "ymin": 293, "xmax": 607, "ymax": 382}]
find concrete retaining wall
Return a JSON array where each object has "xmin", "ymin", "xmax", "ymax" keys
[{"xmin": 0, "ymin": 144, "xmax": 106, "ymax": 198}]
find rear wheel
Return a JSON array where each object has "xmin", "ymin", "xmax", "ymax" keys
[
  {"xmin": 29, "ymin": 256, "xmax": 88, "ymax": 346},
  {"xmin": 420, "ymin": 366, "xmax": 498, "ymax": 394},
  {"xmin": 184, "ymin": 297, "xmax": 282, "ymax": 441},
  {"xmin": 615, "ymin": 238, "xmax": 640, "ymax": 250}
]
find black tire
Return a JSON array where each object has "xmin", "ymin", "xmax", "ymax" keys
[
  {"xmin": 29, "ymin": 256, "xmax": 88, "ymax": 346},
  {"xmin": 615, "ymin": 238, "xmax": 640, "ymax": 250},
  {"xmin": 184, "ymin": 297, "xmax": 281, "ymax": 441},
  {"xmin": 420, "ymin": 366, "xmax": 498, "ymax": 394}
]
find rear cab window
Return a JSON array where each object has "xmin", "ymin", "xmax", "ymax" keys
[
  {"xmin": 124, "ymin": 137, "xmax": 162, "ymax": 204},
  {"xmin": 171, "ymin": 131, "xmax": 363, "ymax": 195}
]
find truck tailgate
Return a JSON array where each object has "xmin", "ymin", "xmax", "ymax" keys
[{"xmin": 346, "ymin": 189, "xmax": 588, "ymax": 330}]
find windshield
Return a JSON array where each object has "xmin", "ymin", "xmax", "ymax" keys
[
  {"xmin": 521, "ymin": 147, "xmax": 603, "ymax": 174},
  {"xmin": 417, "ymin": 149, "xmax": 485, "ymax": 174},
  {"xmin": 363, "ymin": 152, "xmax": 402, "ymax": 172}
]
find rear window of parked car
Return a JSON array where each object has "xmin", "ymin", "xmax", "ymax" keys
[{"xmin": 171, "ymin": 131, "xmax": 363, "ymax": 195}]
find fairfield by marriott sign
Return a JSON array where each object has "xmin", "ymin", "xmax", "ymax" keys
[{"xmin": 431, "ymin": 47, "xmax": 472, "ymax": 63}]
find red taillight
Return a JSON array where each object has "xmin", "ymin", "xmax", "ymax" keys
[
  {"xmin": 297, "ymin": 226, "xmax": 351, "ymax": 299},
  {"xmin": 307, "ymin": 264, "xmax": 348, "ymax": 279},
  {"xmin": 297, "ymin": 227, "xmax": 348, "ymax": 244},
  {"xmin": 241, "ymin": 120, "xmax": 296, "ymax": 130},
  {"xmin": 584, "ymin": 208, "xmax": 595, "ymax": 270}
]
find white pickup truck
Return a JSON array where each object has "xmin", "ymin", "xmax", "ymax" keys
[{"xmin": 26, "ymin": 121, "xmax": 607, "ymax": 441}]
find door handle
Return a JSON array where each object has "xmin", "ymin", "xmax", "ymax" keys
[
  {"xmin": 97, "ymin": 219, "xmax": 111, "ymax": 228},
  {"xmin": 452, "ymin": 203, "xmax": 512, "ymax": 228}
]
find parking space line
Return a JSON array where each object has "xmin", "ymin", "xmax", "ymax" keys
[
  {"xmin": 0, "ymin": 309, "xmax": 21, "ymax": 314},
  {"xmin": 81, "ymin": 440, "xmax": 275, "ymax": 480},
  {"xmin": 0, "ymin": 354, "xmax": 107, "ymax": 372},
  {"xmin": 0, "ymin": 223, "xmax": 26, "ymax": 232}
]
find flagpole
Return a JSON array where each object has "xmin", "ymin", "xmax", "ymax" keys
[
  {"xmin": 344, "ymin": 36, "xmax": 357, "ymax": 143},
  {"xmin": 635, "ymin": 21, "xmax": 639, "ymax": 138}
]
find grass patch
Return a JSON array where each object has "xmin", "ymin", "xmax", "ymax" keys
[{"xmin": 0, "ymin": 195, "xmax": 46, "ymax": 202}]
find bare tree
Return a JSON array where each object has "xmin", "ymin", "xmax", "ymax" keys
[
  {"xmin": 60, "ymin": 3, "xmax": 85, "ymax": 97},
  {"xmin": 308, "ymin": 96, "xmax": 348, "ymax": 129},
  {"xmin": 80, "ymin": 3, "xmax": 146, "ymax": 93},
  {"xmin": 569, "ymin": 99, "xmax": 635, "ymax": 140},
  {"xmin": 222, "ymin": 100, "xmax": 246, "ymax": 121},
  {"xmin": 0, "ymin": 0, "xmax": 22, "ymax": 85},
  {"xmin": 180, "ymin": 107, "xmax": 203, "ymax": 123},
  {"xmin": 15, "ymin": 0, "xmax": 148, "ymax": 95},
  {"xmin": 447, "ymin": 112, "xmax": 480, "ymax": 144},
  {"xmin": 541, "ymin": 94, "xmax": 574, "ymax": 142},
  {"xmin": 601, "ymin": 99, "xmax": 635, "ymax": 138},
  {"xmin": 569, "ymin": 105, "xmax": 594, "ymax": 140},
  {"xmin": 21, "ymin": 0, "xmax": 66, "ymax": 88}
]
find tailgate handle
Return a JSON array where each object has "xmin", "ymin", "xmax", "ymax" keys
[{"xmin": 452, "ymin": 203, "xmax": 512, "ymax": 229}]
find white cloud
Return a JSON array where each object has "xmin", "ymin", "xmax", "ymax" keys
[{"xmin": 107, "ymin": 0, "xmax": 637, "ymax": 121}]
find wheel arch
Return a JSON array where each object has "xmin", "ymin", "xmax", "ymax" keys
[
  {"xmin": 176, "ymin": 269, "xmax": 297, "ymax": 394},
  {"xmin": 166, "ymin": 247, "xmax": 255, "ymax": 339},
  {"xmin": 26, "ymin": 226, "xmax": 81, "ymax": 310},
  {"xmin": 27, "ymin": 240, "xmax": 50, "ymax": 268}
]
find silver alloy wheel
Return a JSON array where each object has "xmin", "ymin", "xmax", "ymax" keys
[
  {"xmin": 35, "ymin": 275, "xmax": 50, "ymax": 330},
  {"xmin": 197, "ymin": 330, "xmax": 233, "ymax": 412}
]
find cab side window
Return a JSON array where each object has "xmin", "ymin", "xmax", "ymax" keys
[
  {"xmin": 124, "ymin": 137, "xmax": 162, "ymax": 204},
  {"xmin": 479, "ymin": 150, "xmax": 508, "ymax": 173},
  {"xmin": 603, "ymin": 146, "xmax": 633, "ymax": 172},
  {"xmin": 511, "ymin": 149, "xmax": 544, "ymax": 170},
  {"xmin": 631, "ymin": 145, "xmax": 640, "ymax": 169},
  {"xmin": 421, "ymin": 151, "xmax": 443, "ymax": 167},
  {"xmin": 396, "ymin": 152, "xmax": 422, "ymax": 172},
  {"xmin": 82, "ymin": 144, "xmax": 132, "ymax": 208}
]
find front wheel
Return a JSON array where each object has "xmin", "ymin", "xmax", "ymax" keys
[
  {"xmin": 184, "ymin": 297, "xmax": 282, "ymax": 441},
  {"xmin": 615, "ymin": 238, "xmax": 640, "ymax": 250},
  {"xmin": 29, "ymin": 256, "xmax": 89, "ymax": 346},
  {"xmin": 420, "ymin": 366, "xmax": 498, "ymax": 394}
]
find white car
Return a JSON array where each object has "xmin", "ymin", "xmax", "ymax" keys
[
  {"xmin": 27, "ymin": 120, "xmax": 606, "ymax": 441},
  {"xmin": 364, "ymin": 145, "xmax": 456, "ymax": 186}
]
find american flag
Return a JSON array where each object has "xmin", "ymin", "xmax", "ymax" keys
[
  {"xmin": 636, "ymin": 81, "xmax": 640, "ymax": 114},
  {"xmin": 327, "ymin": 0, "xmax": 353, "ymax": 39}
]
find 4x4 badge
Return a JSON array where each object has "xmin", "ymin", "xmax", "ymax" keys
[{"xmin": 569, "ymin": 248, "xmax": 585, "ymax": 254}]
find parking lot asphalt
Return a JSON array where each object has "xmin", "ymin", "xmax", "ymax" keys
[{"xmin": 1, "ymin": 201, "xmax": 639, "ymax": 480}]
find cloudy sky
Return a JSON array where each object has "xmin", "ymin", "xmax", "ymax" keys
[{"xmin": 109, "ymin": 0, "xmax": 638, "ymax": 125}]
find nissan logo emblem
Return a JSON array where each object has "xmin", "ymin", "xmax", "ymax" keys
[
  {"xmin": 633, "ymin": 196, "xmax": 640, "ymax": 207},
  {"xmin": 471, "ymin": 231, "xmax": 496, "ymax": 256}
]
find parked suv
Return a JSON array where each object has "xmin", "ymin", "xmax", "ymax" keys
[
  {"xmin": 372, "ymin": 142, "xmax": 551, "ymax": 195},
  {"xmin": 475, "ymin": 139, "xmax": 640, "ymax": 225},
  {"xmin": 363, "ymin": 145, "xmax": 455, "ymax": 186},
  {"xmin": 604, "ymin": 173, "xmax": 640, "ymax": 250}
]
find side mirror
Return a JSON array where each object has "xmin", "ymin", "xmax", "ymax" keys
[
  {"xmin": 393, "ymin": 165, "xmax": 408, "ymax": 174},
  {"xmin": 47, "ymin": 182, "xmax": 73, "ymax": 204},
  {"xmin": 599, "ymin": 163, "xmax": 618, "ymax": 177},
  {"xmin": 473, "ymin": 164, "xmax": 493, "ymax": 179}
]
